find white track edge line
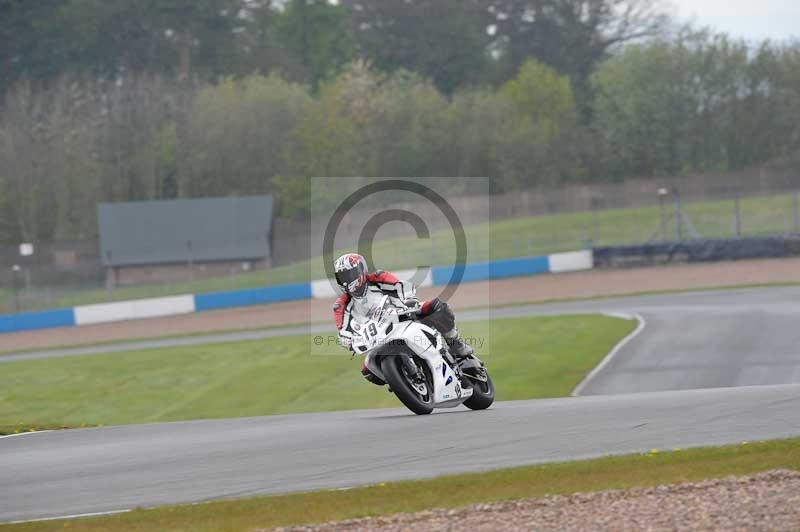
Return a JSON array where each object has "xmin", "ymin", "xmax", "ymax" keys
[
  {"xmin": 571, "ymin": 312, "xmax": 647, "ymax": 397},
  {"xmin": 0, "ymin": 430, "xmax": 53, "ymax": 439},
  {"xmin": 5, "ymin": 509, "xmax": 132, "ymax": 525}
]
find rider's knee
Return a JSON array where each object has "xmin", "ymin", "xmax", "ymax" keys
[{"xmin": 419, "ymin": 298, "xmax": 456, "ymax": 334}]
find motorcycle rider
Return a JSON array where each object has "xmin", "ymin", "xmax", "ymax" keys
[{"xmin": 332, "ymin": 252, "xmax": 474, "ymax": 385}]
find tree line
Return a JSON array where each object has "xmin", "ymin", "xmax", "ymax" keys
[
  {"xmin": 1, "ymin": 0, "xmax": 667, "ymax": 95},
  {"xmin": 1, "ymin": 1, "xmax": 799, "ymax": 244}
]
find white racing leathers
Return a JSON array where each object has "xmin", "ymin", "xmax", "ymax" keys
[{"xmin": 333, "ymin": 271, "xmax": 415, "ymax": 351}]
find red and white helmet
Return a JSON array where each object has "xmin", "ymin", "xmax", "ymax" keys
[{"xmin": 334, "ymin": 253, "xmax": 368, "ymax": 298}]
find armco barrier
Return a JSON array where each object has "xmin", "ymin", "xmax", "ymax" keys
[
  {"xmin": 0, "ymin": 308, "xmax": 75, "ymax": 334},
  {"xmin": 593, "ymin": 236, "xmax": 800, "ymax": 268},
  {"xmin": 0, "ymin": 250, "xmax": 593, "ymax": 334},
  {"xmin": 194, "ymin": 283, "xmax": 312, "ymax": 312}
]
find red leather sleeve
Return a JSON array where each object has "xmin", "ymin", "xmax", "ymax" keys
[
  {"xmin": 333, "ymin": 293, "xmax": 350, "ymax": 330},
  {"xmin": 420, "ymin": 300, "xmax": 433, "ymax": 315},
  {"xmin": 366, "ymin": 270, "xmax": 399, "ymax": 284}
]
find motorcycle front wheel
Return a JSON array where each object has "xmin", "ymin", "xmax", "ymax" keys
[
  {"xmin": 463, "ymin": 373, "xmax": 494, "ymax": 410},
  {"xmin": 381, "ymin": 354, "xmax": 434, "ymax": 415}
]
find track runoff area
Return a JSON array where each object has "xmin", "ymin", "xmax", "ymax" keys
[{"xmin": 1, "ymin": 286, "xmax": 800, "ymax": 526}]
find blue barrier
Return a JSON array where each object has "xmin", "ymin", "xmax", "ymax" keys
[
  {"xmin": 0, "ymin": 252, "xmax": 590, "ymax": 334},
  {"xmin": 0, "ymin": 308, "xmax": 76, "ymax": 334},
  {"xmin": 492, "ymin": 255, "xmax": 549, "ymax": 279},
  {"xmin": 431, "ymin": 262, "xmax": 491, "ymax": 285},
  {"xmin": 431, "ymin": 255, "xmax": 549, "ymax": 285},
  {"xmin": 195, "ymin": 283, "xmax": 312, "ymax": 312}
]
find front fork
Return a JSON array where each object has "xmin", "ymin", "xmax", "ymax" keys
[
  {"xmin": 400, "ymin": 354, "xmax": 424, "ymax": 382},
  {"xmin": 457, "ymin": 353, "xmax": 488, "ymax": 383}
]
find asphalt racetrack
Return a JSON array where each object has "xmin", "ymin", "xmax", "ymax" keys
[{"xmin": 2, "ymin": 286, "xmax": 800, "ymax": 523}]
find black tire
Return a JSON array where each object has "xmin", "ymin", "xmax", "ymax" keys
[
  {"xmin": 463, "ymin": 373, "xmax": 494, "ymax": 410},
  {"xmin": 380, "ymin": 355, "xmax": 434, "ymax": 415}
]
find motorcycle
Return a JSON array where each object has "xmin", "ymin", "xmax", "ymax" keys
[{"xmin": 350, "ymin": 295, "xmax": 494, "ymax": 415}]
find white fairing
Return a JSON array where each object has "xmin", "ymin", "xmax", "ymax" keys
[{"xmin": 354, "ymin": 296, "xmax": 472, "ymax": 408}]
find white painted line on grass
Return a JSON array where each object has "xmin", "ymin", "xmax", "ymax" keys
[
  {"xmin": 571, "ymin": 312, "xmax": 647, "ymax": 397},
  {"xmin": 6, "ymin": 509, "xmax": 132, "ymax": 525}
]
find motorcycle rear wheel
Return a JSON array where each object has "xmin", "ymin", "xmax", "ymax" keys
[{"xmin": 381, "ymin": 355, "xmax": 434, "ymax": 415}]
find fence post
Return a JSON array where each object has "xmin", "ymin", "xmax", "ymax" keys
[
  {"xmin": 734, "ymin": 193, "xmax": 741, "ymax": 237},
  {"xmin": 793, "ymin": 191, "xmax": 799, "ymax": 234},
  {"xmin": 12, "ymin": 264, "xmax": 21, "ymax": 313},
  {"xmin": 674, "ymin": 189, "xmax": 682, "ymax": 241},
  {"xmin": 186, "ymin": 240, "xmax": 194, "ymax": 282},
  {"xmin": 105, "ymin": 250, "xmax": 114, "ymax": 301}
]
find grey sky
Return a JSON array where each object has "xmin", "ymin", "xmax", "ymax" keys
[{"xmin": 671, "ymin": 0, "xmax": 799, "ymax": 41}]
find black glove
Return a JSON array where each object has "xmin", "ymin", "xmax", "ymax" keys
[{"xmin": 403, "ymin": 296, "xmax": 421, "ymax": 310}]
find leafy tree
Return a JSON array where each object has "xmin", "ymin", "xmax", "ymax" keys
[
  {"xmin": 276, "ymin": 0, "xmax": 355, "ymax": 89},
  {"xmin": 488, "ymin": 0, "xmax": 670, "ymax": 114},
  {"xmin": 2, "ymin": 22, "xmax": 800, "ymax": 243},
  {"xmin": 501, "ymin": 59, "xmax": 576, "ymax": 135},
  {"xmin": 0, "ymin": 0, "xmax": 247, "ymax": 86},
  {"xmin": 362, "ymin": 71, "xmax": 451, "ymax": 177},
  {"xmin": 0, "ymin": 77, "xmax": 101, "ymax": 241},
  {"xmin": 592, "ymin": 31, "xmax": 800, "ymax": 179},
  {"xmin": 592, "ymin": 40, "xmax": 692, "ymax": 177},
  {"xmin": 236, "ymin": 0, "xmax": 307, "ymax": 81},
  {"xmin": 291, "ymin": 62, "xmax": 371, "ymax": 179},
  {"xmin": 340, "ymin": 0, "xmax": 493, "ymax": 93},
  {"xmin": 181, "ymin": 74, "xmax": 311, "ymax": 198}
]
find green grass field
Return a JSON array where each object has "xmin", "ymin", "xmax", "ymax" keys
[
  {"xmin": 0, "ymin": 314, "xmax": 633, "ymax": 433},
  {"xmin": 5, "ymin": 191, "xmax": 797, "ymax": 313},
  {"xmin": 4, "ymin": 437, "xmax": 798, "ymax": 531},
  {"xmin": 2, "ymin": 313, "xmax": 796, "ymax": 531}
]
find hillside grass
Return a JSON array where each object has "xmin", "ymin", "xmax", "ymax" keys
[
  {"xmin": 4, "ymin": 437, "xmax": 798, "ymax": 531},
  {"xmin": 0, "ymin": 314, "xmax": 633, "ymax": 432},
  {"xmin": 5, "ymin": 191, "xmax": 797, "ymax": 312}
]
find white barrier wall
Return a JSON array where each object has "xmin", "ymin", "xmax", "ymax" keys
[
  {"xmin": 392, "ymin": 268, "xmax": 433, "ymax": 288},
  {"xmin": 310, "ymin": 279, "xmax": 339, "ymax": 299},
  {"xmin": 548, "ymin": 250, "xmax": 594, "ymax": 273},
  {"xmin": 74, "ymin": 295, "xmax": 196, "ymax": 326}
]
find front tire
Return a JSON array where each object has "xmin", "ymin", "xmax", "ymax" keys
[
  {"xmin": 380, "ymin": 355, "xmax": 434, "ymax": 415},
  {"xmin": 463, "ymin": 373, "xmax": 494, "ymax": 410}
]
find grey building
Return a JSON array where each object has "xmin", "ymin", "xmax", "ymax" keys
[{"xmin": 97, "ymin": 196, "xmax": 273, "ymax": 286}]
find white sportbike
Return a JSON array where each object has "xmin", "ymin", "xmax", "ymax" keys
[{"xmin": 351, "ymin": 295, "xmax": 494, "ymax": 415}]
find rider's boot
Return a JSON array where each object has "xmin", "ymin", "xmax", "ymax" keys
[{"xmin": 444, "ymin": 327, "xmax": 474, "ymax": 358}]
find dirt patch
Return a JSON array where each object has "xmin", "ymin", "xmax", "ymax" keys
[
  {"xmin": 3, "ymin": 256, "xmax": 800, "ymax": 353},
  {"xmin": 271, "ymin": 470, "xmax": 800, "ymax": 532}
]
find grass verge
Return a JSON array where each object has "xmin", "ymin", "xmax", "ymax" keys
[
  {"xmin": 0, "ymin": 318, "xmax": 315, "ymax": 357},
  {"xmin": 4, "ymin": 437, "xmax": 798, "ymax": 531},
  {"xmin": 5, "ymin": 279, "xmax": 800, "ymax": 359},
  {"xmin": 6, "ymin": 191, "xmax": 797, "ymax": 312},
  {"xmin": 0, "ymin": 314, "xmax": 634, "ymax": 428}
]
